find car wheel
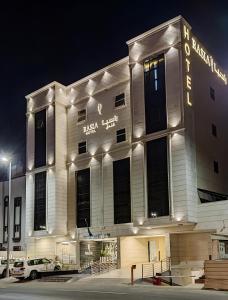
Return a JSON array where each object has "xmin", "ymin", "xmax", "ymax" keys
[
  {"xmin": 29, "ymin": 270, "xmax": 38, "ymax": 280},
  {"xmin": 54, "ymin": 265, "xmax": 61, "ymax": 271},
  {"xmin": 2, "ymin": 269, "xmax": 6, "ymax": 278}
]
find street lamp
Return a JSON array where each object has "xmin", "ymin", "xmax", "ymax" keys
[{"xmin": 0, "ymin": 156, "xmax": 12, "ymax": 278}]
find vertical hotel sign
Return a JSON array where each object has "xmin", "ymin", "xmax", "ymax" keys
[
  {"xmin": 182, "ymin": 23, "xmax": 227, "ymax": 107},
  {"xmin": 183, "ymin": 24, "xmax": 192, "ymax": 106}
]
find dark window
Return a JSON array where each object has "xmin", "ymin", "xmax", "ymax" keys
[
  {"xmin": 144, "ymin": 55, "xmax": 167, "ymax": 134},
  {"xmin": 76, "ymin": 168, "xmax": 90, "ymax": 228},
  {"xmin": 210, "ymin": 87, "xmax": 215, "ymax": 100},
  {"xmin": 34, "ymin": 171, "xmax": 46, "ymax": 231},
  {"xmin": 35, "ymin": 109, "xmax": 46, "ymax": 168},
  {"xmin": 77, "ymin": 109, "xmax": 86, "ymax": 123},
  {"xmin": 113, "ymin": 158, "xmax": 131, "ymax": 224},
  {"xmin": 13, "ymin": 246, "xmax": 21, "ymax": 251},
  {"xmin": 212, "ymin": 124, "xmax": 217, "ymax": 137},
  {"xmin": 13, "ymin": 197, "xmax": 22, "ymax": 242},
  {"xmin": 116, "ymin": 128, "xmax": 126, "ymax": 143},
  {"xmin": 3, "ymin": 196, "xmax": 8, "ymax": 243},
  {"xmin": 115, "ymin": 93, "xmax": 125, "ymax": 107},
  {"xmin": 78, "ymin": 141, "xmax": 87, "ymax": 154},
  {"xmin": 147, "ymin": 137, "xmax": 169, "ymax": 217},
  {"xmin": 198, "ymin": 188, "xmax": 228, "ymax": 203},
  {"xmin": 214, "ymin": 161, "xmax": 219, "ymax": 174}
]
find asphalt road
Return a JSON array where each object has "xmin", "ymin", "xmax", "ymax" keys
[{"xmin": 1, "ymin": 283, "xmax": 228, "ymax": 300}]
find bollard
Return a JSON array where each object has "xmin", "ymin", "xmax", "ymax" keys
[{"xmin": 131, "ymin": 265, "xmax": 136, "ymax": 285}]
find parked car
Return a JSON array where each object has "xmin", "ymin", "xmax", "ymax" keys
[
  {"xmin": 11, "ymin": 258, "xmax": 62, "ymax": 280},
  {"xmin": 0, "ymin": 259, "xmax": 15, "ymax": 278}
]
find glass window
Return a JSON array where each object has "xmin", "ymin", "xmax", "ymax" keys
[
  {"xmin": 147, "ymin": 137, "xmax": 169, "ymax": 217},
  {"xmin": 115, "ymin": 93, "xmax": 125, "ymax": 107},
  {"xmin": 34, "ymin": 171, "xmax": 46, "ymax": 231},
  {"xmin": 116, "ymin": 128, "xmax": 126, "ymax": 143},
  {"xmin": 214, "ymin": 161, "xmax": 219, "ymax": 174},
  {"xmin": 76, "ymin": 168, "xmax": 90, "ymax": 228},
  {"xmin": 35, "ymin": 109, "xmax": 46, "ymax": 168},
  {"xmin": 78, "ymin": 141, "xmax": 87, "ymax": 154},
  {"xmin": 210, "ymin": 87, "xmax": 215, "ymax": 100},
  {"xmin": 14, "ymin": 261, "xmax": 24, "ymax": 267},
  {"xmin": 198, "ymin": 188, "xmax": 228, "ymax": 203},
  {"xmin": 212, "ymin": 124, "xmax": 217, "ymax": 137},
  {"xmin": 113, "ymin": 158, "xmax": 131, "ymax": 224},
  {"xmin": 13, "ymin": 197, "xmax": 22, "ymax": 242},
  {"xmin": 144, "ymin": 55, "xmax": 167, "ymax": 134},
  {"xmin": 3, "ymin": 196, "xmax": 8, "ymax": 243},
  {"xmin": 77, "ymin": 109, "xmax": 86, "ymax": 123}
]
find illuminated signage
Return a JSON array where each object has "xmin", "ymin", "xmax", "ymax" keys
[
  {"xmin": 83, "ymin": 122, "xmax": 98, "ymax": 135},
  {"xmin": 183, "ymin": 24, "xmax": 227, "ymax": 107},
  {"xmin": 102, "ymin": 115, "xmax": 118, "ymax": 130},
  {"xmin": 97, "ymin": 103, "xmax": 103, "ymax": 115},
  {"xmin": 82, "ymin": 115, "xmax": 119, "ymax": 135},
  {"xmin": 183, "ymin": 25, "xmax": 192, "ymax": 106}
]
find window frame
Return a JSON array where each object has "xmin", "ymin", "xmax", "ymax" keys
[
  {"xmin": 212, "ymin": 123, "xmax": 217, "ymax": 137},
  {"xmin": 214, "ymin": 160, "xmax": 219, "ymax": 174},
  {"xmin": 13, "ymin": 197, "xmax": 22, "ymax": 242},
  {"xmin": 78, "ymin": 141, "xmax": 87, "ymax": 154},
  {"xmin": 77, "ymin": 108, "xmax": 87, "ymax": 124},
  {"xmin": 210, "ymin": 87, "xmax": 215, "ymax": 101},
  {"xmin": 34, "ymin": 171, "xmax": 47, "ymax": 231},
  {"xmin": 116, "ymin": 128, "xmax": 126, "ymax": 143},
  {"xmin": 3, "ymin": 196, "xmax": 8, "ymax": 243},
  {"xmin": 114, "ymin": 93, "xmax": 126, "ymax": 108}
]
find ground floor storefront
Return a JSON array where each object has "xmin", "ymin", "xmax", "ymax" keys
[{"xmin": 23, "ymin": 230, "xmax": 228, "ymax": 275}]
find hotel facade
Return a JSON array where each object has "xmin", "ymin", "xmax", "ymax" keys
[{"xmin": 25, "ymin": 16, "xmax": 228, "ymax": 270}]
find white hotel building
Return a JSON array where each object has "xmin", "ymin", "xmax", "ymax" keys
[{"xmin": 25, "ymin": 16, "xmax": 228, "ymax": 270}]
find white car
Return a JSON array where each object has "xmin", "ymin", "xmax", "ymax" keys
[
  {"xmin": 0, "ymin": 259, "xmax": 15, "ymax": 278},
  {"xmin": 11, "ymin": 258, "xmax": 62, "ymax": 280}
]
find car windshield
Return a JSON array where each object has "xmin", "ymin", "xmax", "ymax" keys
[{"xmin": 14, "ymin": 261, "xmax": 24, "ymax": 267}]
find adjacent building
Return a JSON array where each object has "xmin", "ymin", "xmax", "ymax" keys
[
  {"xmin": 0, "ymin": 168, "xmax": 26, "ymax": 258},
  {"xmin": 25, "ymin": 15, "xmax": 228, "ymax": 270}
]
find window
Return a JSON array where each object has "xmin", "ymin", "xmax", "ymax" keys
[
  {"xmin": 214, "ymin": 161, "xmax": 219, "ymax": 174},
  {"xmin": 3, "ymin": 196, "xmax": 8, "ymax": 243},
  {"xmin": 78, "ymin": 141, "xmax": 87, "ymax": 154},
  {"xmin": 210, "ymin": 87, "xmax": 215, "ymax": 100},
  {"xmin": 34, "ymin": 171, "xmax": 46, "ymax": 231},
  {"xmin": 147, "ymin": 137, "xmax": 169, "ymax": 217},
  {"xmin": 77, "ymin": 109, "xmax": 86, "ymax": 123},
  {"xmin": 198, "ymin": 188, "xmax": 228, "ymax": 203},
  {"xmin": 76, "ymin": 168, "xmax": 90, "ymax": 228},
  {"xmin": 212, "ymin": 124, "xmax": 217, "ymax": 137},
  {"xmin": 116, "ymin": 128, "xmax": 126, "ymax": 143},
  {"xmin": 144, "ymin": 54, "xmax": 167, "ymax": 134},
  {"xmin": 13, "ymin": 197, "xmax": 22, "ymax": 242},
  {"xmin": 113, "ymin": 158, "xmax": 131, "ymax": 224},
  {"xmin": 115, "ymin": 93, "xmax": 125, "ymax": 107},
  {"xmin": 35, "ymin": 109, "xmax": 46, "ymax": 168}
]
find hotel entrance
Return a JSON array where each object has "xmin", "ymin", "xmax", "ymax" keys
[
  {"xmin": 56, "ymin": 241, "xmax": 77, "ymax": 264},
  {"xmin": 120, "ymin": 236, "xmax": 167, "ymax": 268}
]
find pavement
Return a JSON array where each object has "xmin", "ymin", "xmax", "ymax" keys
[{"xmin": 0, "ymin": 271, "xmax": 228, "ymax": 299}]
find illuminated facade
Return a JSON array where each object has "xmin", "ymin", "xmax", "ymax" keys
[{"xmin": 25, "ymin": 16, "xmax": 228, "ymax": 273}]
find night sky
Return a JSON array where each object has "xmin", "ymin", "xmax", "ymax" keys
[{"xmin": 0, "ymin": 0, "xmax": 227, "ymax": 177}]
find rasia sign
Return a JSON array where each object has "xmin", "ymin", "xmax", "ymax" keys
[{"xmin": 83, "ymin": 115, "xmax": 119, "ymax": 135}]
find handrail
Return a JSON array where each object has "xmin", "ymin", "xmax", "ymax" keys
[{"xmin": 142, "ymin": 257, "xmax": 171, "ymax": 280}]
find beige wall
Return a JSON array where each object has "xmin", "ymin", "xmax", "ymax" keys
[
  {"xmin": 120, "ymin": 236, "xmax": 166, "ymax": 267},
  {"xmin": 170, "ymin": 232, "xmax": 212, "ymax": 265}
]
